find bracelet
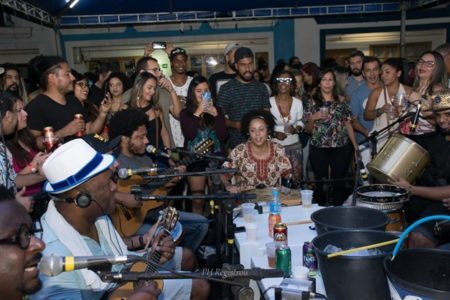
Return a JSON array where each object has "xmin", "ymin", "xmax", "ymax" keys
[{"xmin": 28, "ymin": 163, "xmax": 37, "ymax": 173}]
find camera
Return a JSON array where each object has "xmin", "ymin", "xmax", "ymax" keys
[{"xmin": 152, "ymin": 42, "xmax": 167, "ymax": 50}]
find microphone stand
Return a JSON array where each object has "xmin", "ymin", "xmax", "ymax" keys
[
  {"xmin": 172, "ymin": 148, "xmax": 230, "ymax": 162},
  {"xmin": 205, "ymin": 160, "xmax": 225, "ymax": 269},
  {"xmin": 352, "ymin": 111, "xmax": 417, "ymax": 206},
  {"xmin": 139, "ymin": 168, "xmax": 238, "ymax": 180},
  {"xmin": 358, "ymin": 111, "xmax": 415, "ymax": 158}
]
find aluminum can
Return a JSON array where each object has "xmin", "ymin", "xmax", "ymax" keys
[
  {"xmin": 268, "ymin": 213, "xmax": 281, "ymax": 237},
  {"xmin": 276, "ymin": 244, "xmax": 291, "ymax": 277},
  {"xmin": 273, "ymin": 222, "xmax": 288, "ymax": 244},
  {"xmin": 42, "ymin": 126, "xmax": 56, "ymax": 152},
  {"xmin": 303, "ymin": 241, "xmax": 317, "ymax": 271},
  {"xmin": 74, "ymin": 113, "xmax": 85, "ymax": 137}
]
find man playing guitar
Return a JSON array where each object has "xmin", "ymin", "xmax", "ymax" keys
[{"xmin": 32, "ymin": 139, "xmax": 209, "ymax": 300}]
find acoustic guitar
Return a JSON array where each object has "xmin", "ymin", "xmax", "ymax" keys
[
  {"xmin": 111, "ymin": 139, "xmax": 214, "ymax": 237},
  {"xmin": 109, "ymin": 207, "xmax": 179, "ymax": 300}
]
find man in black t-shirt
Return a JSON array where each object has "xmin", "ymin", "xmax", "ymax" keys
[
  {"xmin": 208, "ymin": 42, "xmax": 239, "ymax": 100},
  {"xmin": 392, "ymin": 90, "xmax": 450, "ymax": 248},
  {"xmin": 25, "ymin": 56, "xmax": 106, "ymax": 145}
]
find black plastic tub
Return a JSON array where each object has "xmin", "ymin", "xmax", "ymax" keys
[
  {"xmin": 312, "ymin": 229, "xmax": 397, "ymax": 300},
  {"xmin": 384, "ymin": 249, "xmax": 450, "ymax": 300},
  {"xmin": 311, "ymin": 206, "xmax": 389, "ymax": 235}
]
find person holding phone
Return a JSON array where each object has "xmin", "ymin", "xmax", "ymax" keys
[{"xmin": 180, "ymin": 77, "xmax": 228, "ymax": 214}]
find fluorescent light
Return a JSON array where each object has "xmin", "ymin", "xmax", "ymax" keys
[{"xmin": 69, "ymin": 0, "xmax": 80, "ymax": 9}]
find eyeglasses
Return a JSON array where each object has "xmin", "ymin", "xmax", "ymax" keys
[
  {"xmin": 417, "ymin": 59, "xmax": 435, "ymax": 68},
  {"xmin": 0, "ymin": 224, "xmax": 35, "ymax": 250},
  {"xmin": 276, "ymin": 77, "xmax": 293, "ymax": 84},
  {"xmin": 75, "ymin": 82, "xmax": 89, "ymax": 89},
  {"xmin": 145, "ymin": 67, "xmax": 161, "ymax": 73}
]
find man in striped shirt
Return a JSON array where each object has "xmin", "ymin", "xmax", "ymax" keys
[{"xmin": 217, "ymin": 47, "xmax": 270, "ymax": 150}]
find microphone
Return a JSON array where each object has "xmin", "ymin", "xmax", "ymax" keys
[
  {"xmin": 117, "ymin": 167, "xmax": 160, "ymax": 179},
  {"xmin": 39, "ymin": 254, "xmax": 143, "ymax": 276},
  {"xmin": 146, "ymin": 145, "xmax": 170, "ymax": 159},
  {"xmin": 409, "ymin": 103, "xmax": 422, "ymax": 133},
  {"xmin": 357, "ymin": 159, "xmax": 370, "ymax": 186}
]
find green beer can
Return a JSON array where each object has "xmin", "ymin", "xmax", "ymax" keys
[{"xmin": 276, "ymin": 244, "xmax": 291, "ymax": 277}]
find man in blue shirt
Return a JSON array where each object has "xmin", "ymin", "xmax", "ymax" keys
[
  {"xmin": 350, "ymin": 56, "xmax": 382, "ymax": 166},
  {"xmin": 345, "ymin": 50, "xmax": 366, "ymax": 100}
]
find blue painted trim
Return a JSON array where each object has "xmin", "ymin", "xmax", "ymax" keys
[{"xmin": 273, "ymin": 19, "xmax": 295, "ymax": 62}]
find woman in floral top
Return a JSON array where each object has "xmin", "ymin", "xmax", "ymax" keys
[
  {"xmin": 305, "ymin": 70, "xmax": 358, "ymax": 206},
  {"xmin": 221, "ymin": 109, "xmax": 291, "ymax": 193}
]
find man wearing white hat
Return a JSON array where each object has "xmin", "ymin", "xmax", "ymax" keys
[
  {"xmin": 208, "ymin": 42, "xmax": 240, "ymax": 100},
  {"xmin": 31, "ymin": 139, "xmax": 202, "ymax": 300}
]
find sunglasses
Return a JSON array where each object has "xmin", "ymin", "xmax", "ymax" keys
[
  {"xmin": 0, "ymin": 223, "xmax": 39, "ymax": 250},
  {"xmin": 276, "ymin": 78, "xmax": 293, "ymax": 84}
]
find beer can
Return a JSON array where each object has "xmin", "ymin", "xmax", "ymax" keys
[
  {"xmin": 268, "ymin": 213, "xmax": 281, "ymax": 237},
  {"xmin": 42, "ymin": 126, "xmax": 56, "ymax": 152},
  {"xmin": 303, "ymin": 241, "xmax": 317, "ymax": 271},
  {"xmin": 74, "ymin": 114, "xmax": 85, "ymax": 137},
  {"xmin": 276, "ymin": 244, "xmax": 291, "ymax": 277},
  {"xmin": 273, "ymin": 223, "xmax": 288, "ymax": 244}
]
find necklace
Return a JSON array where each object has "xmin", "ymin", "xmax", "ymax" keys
[{"xmin": 276, "ymin": 96, "xmax": 292, "ymax": 129}]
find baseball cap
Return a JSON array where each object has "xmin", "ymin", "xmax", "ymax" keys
[{"xmin": 224, "ymin": 42, "xmax": 240, "ymax": 56}]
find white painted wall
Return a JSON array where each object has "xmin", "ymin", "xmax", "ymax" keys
[
  {"xmin": 294, "ymin": 16, "xmax": 449, "ymax": 64},
  {"xmin": 0, "ymin": 16, "xmax": 57, "ymax": 64}
]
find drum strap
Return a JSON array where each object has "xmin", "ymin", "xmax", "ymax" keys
[{"xmin": 383, "ymin": 87, "xmax": 390, "ymax": 125}]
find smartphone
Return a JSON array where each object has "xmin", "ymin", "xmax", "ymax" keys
[{"xmin": 152, "ymin": 42, "xmax": 167, "ymax": 50}]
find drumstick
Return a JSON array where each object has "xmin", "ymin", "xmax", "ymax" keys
[
  {"xmin": 284, "ymin": 220, "xmax": 313, "ymax": 226},
  {"xmin": 327, "ymin": 238, "xmax": 399, "ymax": 258}
]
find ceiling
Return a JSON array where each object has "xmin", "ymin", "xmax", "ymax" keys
[{"xmin": 2, "ymin": 0, "xmax": 446, "ymax": 27}]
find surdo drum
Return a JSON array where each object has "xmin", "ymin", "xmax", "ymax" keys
[{"xmin": 356, "ymin": 184, "xmax": 409, "ymax": 232}]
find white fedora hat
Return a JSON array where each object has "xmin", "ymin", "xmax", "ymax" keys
[{"xmin": 43, "ymin": 139, "xmax": 115, "ymax": 194}]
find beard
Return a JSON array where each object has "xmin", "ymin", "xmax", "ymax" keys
[
  {"xmin": 351, "ymin": 68, "xmax": 362, "ymax": 76},
  {"xmin": 6, "ymin": 85, "xmax": 20, "ymax": 97},
  {"xmin": 238, "ymin": 71, "xmax": 253, "ymax": 82}
]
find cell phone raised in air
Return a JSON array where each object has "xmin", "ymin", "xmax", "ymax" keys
[{"xmin": 152, "ymin": 42, "xmax": 167, "ymax": 50}]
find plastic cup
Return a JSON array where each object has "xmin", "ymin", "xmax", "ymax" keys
[
  {"xmin": 245, "ymin": 222, "xmax": 258, "ymax": 241},
  {"xmin": 241, "ymin": 203, "xmax": 256, "ymax": 222},
  {"xmin": 320, "ymin": 106, "xmax": 329, "ymax": 118},
  {"xmin": 301, "ymin": 189, "xmax": 313, "ymax": 207},
  {"xmin": 265, "ymin": 242, "xmax": 278, "ymax": 268}
]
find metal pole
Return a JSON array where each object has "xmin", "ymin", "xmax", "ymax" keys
[{"xmin": 400, "ymin": 0, "xmax": 407, "ymax": 58}]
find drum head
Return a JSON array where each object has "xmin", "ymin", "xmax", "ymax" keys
[{"xmin": 357, "ymin": 184, "xmax": 409, "ymax": 204}]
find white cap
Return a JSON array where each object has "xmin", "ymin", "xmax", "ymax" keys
[{"xmin": 224, "ymin": 42, "xmax": 240, "ymax": 56}]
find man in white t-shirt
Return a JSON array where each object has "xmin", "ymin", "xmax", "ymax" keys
[{"xmin": 168, "ymin": 48, "xmax": 193, "ymax": 148}]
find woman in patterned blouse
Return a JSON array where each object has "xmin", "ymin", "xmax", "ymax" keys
[
  {"xmin": 305, "ymin": 69, "xmax": 358, "ymax": 206},
  {"xmin": 221, "ymin": 109, "xmax": 292, "ymax": 193}
]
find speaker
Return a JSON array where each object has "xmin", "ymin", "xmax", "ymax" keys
[{"xmin": 74, "ymin": 192, "xmax": 92, "ymax": 208}]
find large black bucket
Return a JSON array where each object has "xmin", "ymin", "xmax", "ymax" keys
[
  {"xmin": 311, "ymin": 206, "xmax": 389, "ymax": 235},
  {"xmin": 384, "ymin": 249, "xmax": 450, "ymax": 300},
  {"xmin": 312, "ymin": 230, "xmax": 397, "ymax": 300}
]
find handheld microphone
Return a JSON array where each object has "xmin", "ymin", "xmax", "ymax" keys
[
  {"xmin": 39, "ymin": 254, "xmax": 143, "ymax": 276},
  {"xmin": 146, "ymin": 145, "xmax": 170, "ymax": 159},
  {"xmin": 409, "ymin": 103, "xmax": 422, "ymax": 133},
  {"xmin": 357, "ymin": 159, "xmax": 370, "ymax": 186},
  {"xmin": 117, "ymin": 167, "xmax": 159, "ymax": 179}
]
